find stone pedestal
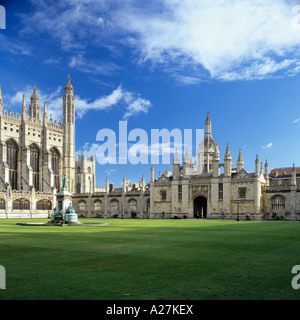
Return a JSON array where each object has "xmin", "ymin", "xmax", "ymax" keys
[{"xmin": 50, "ymin": 175, "xmax": 79, "ymax": 225}]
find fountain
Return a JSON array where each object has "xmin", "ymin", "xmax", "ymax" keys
[
  {"xmin": 16, "ymin": 176, "xmax": 109, "ymax": 227},
  {"xmin": 50, "ymin": 175, "xmax": 80, "ymax": 225}
]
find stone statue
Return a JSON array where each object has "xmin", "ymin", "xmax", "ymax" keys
[
  {"xmin": 66, "ymin": 203, "xmax": 76, "ymax": 214},
  {"xmin": 61, "ymin": 175, "xmax": 68, "ymax": 191}
]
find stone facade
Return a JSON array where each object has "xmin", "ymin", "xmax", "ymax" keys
[
  {"xmin": 149, "ymin": 113, "xmax": 300, "ymax": 221},
  {"xmin": 0, "ymin": 76, "xmax": 87, "ymax": 218},
  {"xmin": 0, "ymin": 78, "xmax": 299, "ymax": 220}
]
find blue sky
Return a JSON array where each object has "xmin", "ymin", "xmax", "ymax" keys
[{"xmin": 1, "ymin": 0, "xmax": 300, "ymax": 187}]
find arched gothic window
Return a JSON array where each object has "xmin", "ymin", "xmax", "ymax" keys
[
  {"xmin": 13, "ymin": 199, "xmax": 30, "ymax": 210},
  {"xmin": 36, "ymin": 200, "xmax": 52, "ymax": 210},
  {"xmin": 271, "ymin": 196, "xmax": 285, "ymax": 211},
  {"xmin": 128, "ymin": 199, "xmax": 137, "ymax": 212},
  {"xmin": 110, "ymin": 200, "xmax": 119, "ymax": 214},
  {"xmin": 0, "ymin": 199, "xmax": 5, "ymax": 210},
  {"xmin": 79, "ymin": 200, "xmax": 86, "ymax": 211},
  {"xmin": 94, "ymin": 200, "xmax": 102, "ymax": 211},
  {"xmin": 6, "ymin": 139, "xmax": 18, "ymax": 190},
  {"xmin": 30, "ymin": 144, "xmax": 40, "ymax": 191},
  {"xmin": 50, "ymin": 148, "xmax": 60, "ymax": 190}
]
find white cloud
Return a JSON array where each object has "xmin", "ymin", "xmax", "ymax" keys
[
  {"xmin": 105, "ymin": 169, "xmax": 117, "ymax": 176},
  {"xmin": 122, "ymin": 96, "xmax": 151, "ymax": 120},
  {"xmin": 172, "ymin": 74, "xmax": 204, "ymax": 85},
  {"xmin": 69, "ymin": 53, "xmax": 119, "ymax": 75},
  {"xmin": 0, "ymin": 34, "xmax": 31, "ymax": 56},
  {"xmin": 75, "ymin": 85, "xmax": 151, "ymax": 119},
  {"xmin": 76, "ymin": 142, "xmax": 100, "ymax": 158},
  {"xmin": 4, "ymin": 84, "xmax": 151, "ymax": 121},
  {"xmin": 292, "ymin": 117, "xmax": 300, "ymax": 123},
  {"xmin": 21, "ymin": 0, "xmax": 300, "ymax": 82},
  {"xmin": 113, "ymin": 0, "xmax": 300, "ymax": 81},
  {"xmin": 43, "ymin": 57, "xmax": 61, "ymax": 65},
  {"xmin": 262, "ymin": 142, "xmax": 273, "ymax": 149},
  {"xmin": 75, "ymin": 86, "xmax": 124, "ymax": 118}
]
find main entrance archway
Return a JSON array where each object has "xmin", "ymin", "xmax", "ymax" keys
[{"xmin": 194, "ymin": 196, "xmax": 207, "ymax": 218}]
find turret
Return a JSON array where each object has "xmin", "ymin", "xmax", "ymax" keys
[
  {"xmin": 254, "ymin": 155, "xmax": 261, "ymax": 214},
  {"xmin": 21, "ymin": 94, "xmax": 26, "ymax": 121},
  {"xmin": 212, "ymin": 145, "xmax": 220, "ymax": 177},
  {"xmin": 105, "ymin": 177, "xmax": 109, "ymax": 194},
  {"xmin": 205, "ymin": 111, "xmax": 212, "ymax": 136},
  {"xmin": 173, "ymin": 148, "xmax": 180, "ymax": 179},
  {"xmin": 190, "ymin": 154, "xmax": 195, "ymax": 176},
  {"xmin": 224, "ymin": 143, "xmax": 232, "ymax": 177},
  {"xmin": 264, "ymin": 159, "xmax": 269, "ymax": 184},
  {"xmin": 63, "ymin": 75, "xmax": 76, "ymax": 193},
  {"xmin": 29, "ymin": 86, "xmax": 41, "ymax": 121},
  {"xmin": 183, "ymin": 147, "xmax": 190, "ymax": 177},
  {"xmin": 255, "ymin": 155, "xmax": 260, "ymax": 177},
  {"xmin": 43, "ymin": 101, "xmax": 48, "ymax": 126},
  {"xmin": 141, "ymin": 174, "xmax": 145, "ymax": 192},
  {"xmin": 150, "ymin": 165, "xmax": 154, "ymax": 182},
  {"xmin": 122, "ymin": 176, "xmax": 126, "ymax": 193},
  {"xmin": 236, "ymin": 148, "xmax": 244, "ymax": 172},
  {"xmin": 203, "ymin": 111, "xmax": 218, "ymax": 174},
  {"xmin": 190, "ymin": 154, "xmax": 195, "ymax": 167},
  {"xmin": 291, "ymin": 163, "xmax": 297, "ymax": 186}
]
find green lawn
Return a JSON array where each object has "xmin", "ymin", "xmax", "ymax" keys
[{"xmin": 0, "ymin": 218, "xmax": 299, "ymax": 300}]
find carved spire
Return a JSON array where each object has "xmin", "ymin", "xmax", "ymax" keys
[
  {"xmin": 64, "ymin": 74, "xmax": 74, "ymax": 92},
  {"xmin": 190, "ymin": 153, "xmax": 195, "ymax": 168},
  {"xmin": 31, "ymin": 86, "xmax": 38, "ymax": 101},
  {"xmin": 212, "ymin": 145, "xmax": 220, "ymax": 177},
  {"xmin": 21, "ymin": 94, "xmax": 26, "ymax": 120},
  {"xmin": 213, "ymin": 145, "xmax": 220, "ymax": 160},
  {"xmin": 141, "ymin": 174, "xmax": 145, "ymax": 192},
  {"xmin": 173, "ymin": 148, "xmax": 180, "ymax": 165},
  {"xmin": 224, "ymin": 143, "xmax": 232, "ymax": 160},
  {"xmin": 224, "ymin": 143, "xmax": 232, "ymax": 177},
  {"xmin": 105, "ymin": 176, "xmax": 109, "ymax": 193},
  {"xmin": 183, "ymin": 147, "xmax": 190, "ymax": 164},
  {"xmin": 264, "ymin": 159, "xmax": 269, "ymax": 183},
  {"xmin": 123, "ymin": 176, "xmax": 126, "ymax": 193},
  {"xmin": 151, "ymin": 165, "xmax": 154, "ymax": 182},
  {"xmin": 204, "ymin": 111, "xmax": 218, "ymax": 149},
  {"xmin": 205, "ymin": 111, "xmax": 211, "ymax": 132},
  {"xmin": 255, "ymin": 155, "xmax": 260, "ymax": 176},
  {"xmin": 236, "ymin": 148, "xmax": 244, "ymax": 172},
  {"xmin": 292, "ymin": 163, "xmax": 297, "ymax": 186},
  {"xmin": 43, "ymin": 101, "xmax": 48, "ymax": 125},
  {"xmin": 29, "ymin": 86, "xmax": 41, "ymax": 120}
]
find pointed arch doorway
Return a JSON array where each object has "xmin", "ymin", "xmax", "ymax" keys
[{"xmin": 194, "ymin": 196, "xmax": 207, "ymax": 218}]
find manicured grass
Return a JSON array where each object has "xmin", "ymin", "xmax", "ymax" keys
[{"xmin": 0, "ymin": 218, "xmax": 299, "ymax": 300}]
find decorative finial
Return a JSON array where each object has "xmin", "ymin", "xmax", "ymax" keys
[{"xmin": 65, "ymin": 74, "xmax": 73, "ymax": 90}]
